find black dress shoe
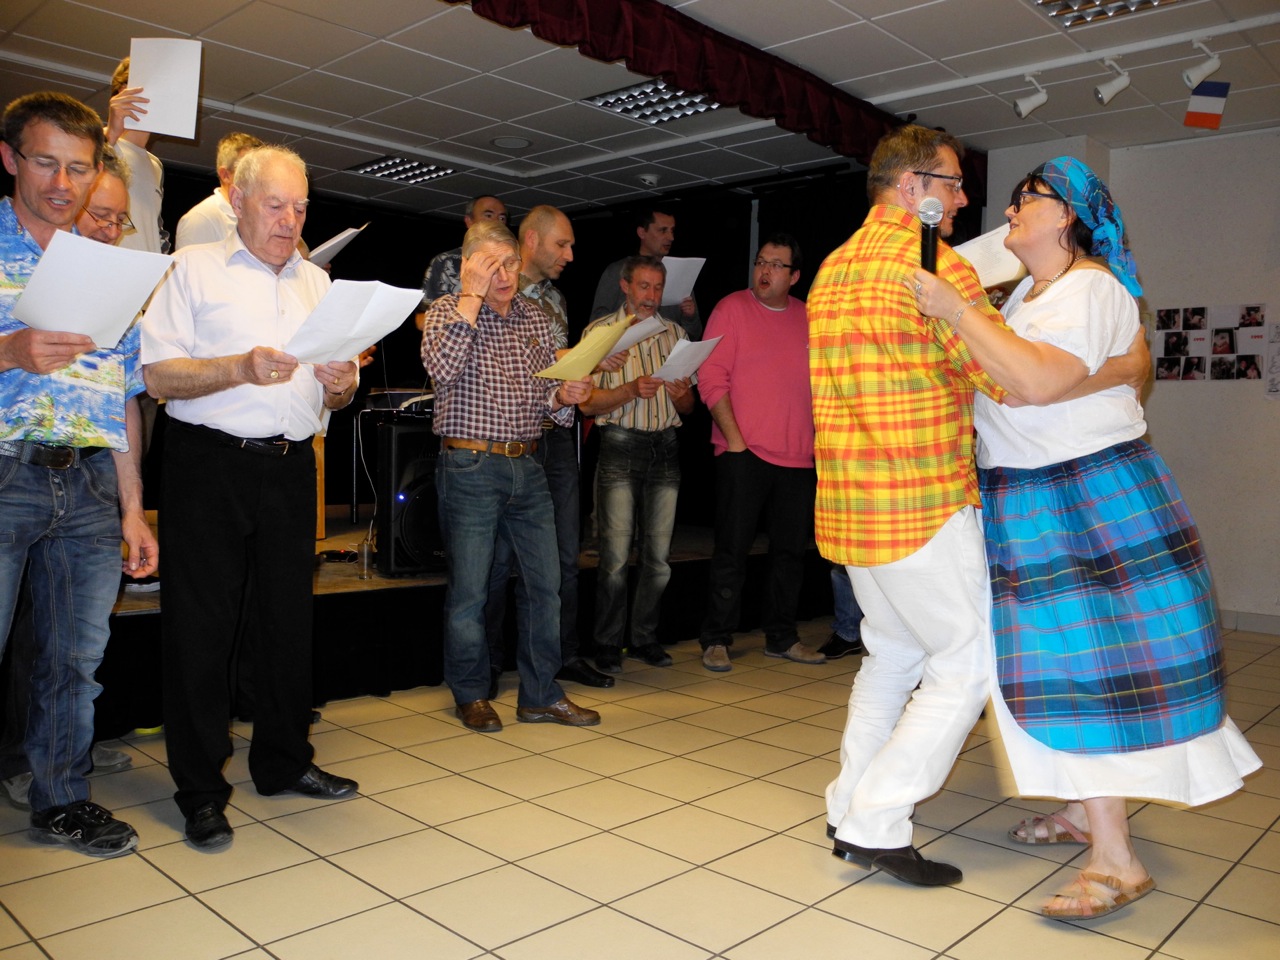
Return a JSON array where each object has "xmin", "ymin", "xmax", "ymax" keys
[
  {"xmin": 557, "ymin": 657, "xmax": 615, "ymax": 688},
  {"xmin": 818, "ymin": 632, "xmax": 864, "ymax": 659},
  {"xmin": 185, "ymin": 803, "xmax": 233, "ymax": 849},
  {"xmin": 832, "ymin": 839, "xmax": 962, "ymax": 886},
  {"xmin": 826, "ymin": 822, "xmax": 836, "ymax": 839},
  {"xmin": 626, "ymin": 643, "xmax": 672, "ymax": 667},
  {"xmin": 595, "ymin": 652, "xmax": 622, "ymax": 674},
  {"xmin": 287, "ymin": 764, "xmax": 358, "ymax": 799}
]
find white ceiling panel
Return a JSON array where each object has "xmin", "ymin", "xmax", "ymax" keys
[{"xmin": 0, "ymin": 0, "xmax": 1274, "ymax": 218}]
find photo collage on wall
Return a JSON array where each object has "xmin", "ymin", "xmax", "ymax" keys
[{"xmin": 1152, "ymin": 303, "xmax": 1268, "ymax": 383}]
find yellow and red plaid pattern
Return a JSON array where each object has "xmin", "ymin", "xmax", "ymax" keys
[{"xmin": 808, "ymin": 204, "xmax": 1006, "ymax": 567}]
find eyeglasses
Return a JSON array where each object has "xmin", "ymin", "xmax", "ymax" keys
[
  {"xmin": 1010, "ymin": 190, "xmax": 1059, "ymax": 212},
  {"xmin": 911, "ymin": 170, "xmax": 964, "ymax": 194},
  {"xmin": 497, "ymin": 257, "xmax": 522, "ymax": 273},
  {"xmin": 82, "ymin": 210, "xmax": 136, "ymax": 233},
  {"xmin": 9, "ymin": 145, "xmax": 99, "ymax": 184},
  {"xmin": 753, "ymin": 259, "xmax": 794, "ymax": 271}
]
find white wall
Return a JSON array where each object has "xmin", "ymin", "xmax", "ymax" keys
[{"xmin": 987, "ymin": 130, "xmax": 1280, "ymax": 631}]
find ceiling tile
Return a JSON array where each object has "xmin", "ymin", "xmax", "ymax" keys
[
  {"xmin": 197, "ymin": 40, "xmax": 308, "ymax": 104},
  {"xmin": 872, "ymin": 0, "xmax": 1057, "ymax": 59},
  {"xmin": 427, "ymin": 74, "xmax": 565, "ymax": 122},
  {"xmin": 656, "ymin": 148, "xmax": 773, "ymax": 180},
  {"xmin": 730, "ymin": 134, "xmax": 838, "ymax": 168},
  {"xmin": 389, "ymin": 5, "xmax": 548, "ymax": 74},
  {"xmin": 519, "ymin": 143, "xmax": 613, "ymax": 169},
  {"xmin": 445, "ymin": 120, "xmax": 571, "ymax": 156},
  {"xmin": 199, "ymin": 2, "xmax": 372, "ymax": 69},
  {"xmin": 771, "ymin": 23, "xmax": 926, "ymax": 85},
  {"xmin": 1067, "ymin": 2, "xmax": 1238, "ymax": 51},
  {"xmin": 72, "ymin": 0, "xmax": 244, "ymax": 35},
  {"xmin": 586, "ymin": 127, "xmax": 687, "ymax": 155},
  {"xmin": 288, "ymin": 137, "xmax": 386, "ymax": 172},
  {"xmin": 323, "ymin": 43, "xmax": 476, "ymax": 97},
  {"xmin": 1, "ymin": 0, "xmax": 46, "ymax": 34},
  {"xmin": 13, "ymin": 0, "xmax": 183, "ymax": 60},
  {"xmin": 0, "ymin": 62, "xmax": 97, "ymax": 103},
  {"xmin": 331, "ymin": 117, "xmax": 435, "ymax": 150},
  {"xmin": 236, "ymin": 94, "xmax": 350, "ymax": 129},
  {"xmin": 524, "ymin": 101, "xmax": 648, "ymax": 143},
  {"xmin": 364, "ymin": 97, "xmax": 493, "ymax": 141},
  {"xmin": 0, "ymin": 33, "xmax": 118, "ymax": 78},
  {"xmin": 265, "ymin": 71, "xmax": 407, "ymax": 118},
  {"xmin": 494, "ymin": 47, "xmax": 637, "ymax": 101},
  {"xmin": 269, "ymin": 0, "xmax": 436, "ymax": 37},
  {"xmin": 674, "ymin": 0, "xmax": 858, "ymax": 47}
]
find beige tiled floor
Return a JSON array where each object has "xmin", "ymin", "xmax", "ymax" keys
[{"xmin": 1, "ymin": 624, "xmax": 1277, "ymax": 959}]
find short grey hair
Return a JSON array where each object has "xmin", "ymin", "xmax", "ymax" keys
[
  {"xmin": 461, "ymin": 219, "xmax": 519, "ymax": 258},
  {"xmin": 233, "ymin": 145, "xmax": 307, "ymax": 196}
]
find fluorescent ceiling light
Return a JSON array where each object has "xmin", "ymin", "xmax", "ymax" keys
[
  {"xmin": 346, "ymin": 156, "xmax": 454, "ymax": 184},
  {"xmin": 1035, "ymin": 0, "xmax": 1184, "ymax": 30},
  {"xmin": 585, "ymin": 79, "xmax": 720, "ymax": 125}
]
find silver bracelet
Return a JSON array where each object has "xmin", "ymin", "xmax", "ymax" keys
[{"xmin": 951, "ymin": 299, "xmax": 978, "ymax": 325}]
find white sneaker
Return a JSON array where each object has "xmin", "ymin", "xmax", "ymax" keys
[
  {"xmin": 3, "ymin": 772, "xmax": 32, "ymax": 810},
  {"xmin": 91, "ymin": 743, "xmax": 133, "ymax": 772}
]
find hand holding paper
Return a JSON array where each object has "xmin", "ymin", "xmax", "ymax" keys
[
  {"xmin": 536, "ymin": 316, "xmax": 630, "ymax": 379},
  {"xmin": 124, "ymin": 38, "xmax": 202, "ymax": 139},
  {"xmin": 652, "ymin": 336, "xmax": 721, "ymax": 381}
]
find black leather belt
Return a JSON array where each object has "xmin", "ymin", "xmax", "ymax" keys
[
  {"xmin": 443, "ymin": 436, "xmax": 538, "ymax": 458},
  {"xmin": 0, "ymin": 439, "xmax": 107, "ymax": 469},
  {"xmin": 173, "ymin": 419, "xmax": 305, "ymax": 457}
]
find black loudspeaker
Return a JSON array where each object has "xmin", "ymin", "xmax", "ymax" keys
[{"xmin": 375, "ymin": 416, "xmax": 444, "ymax": 575}]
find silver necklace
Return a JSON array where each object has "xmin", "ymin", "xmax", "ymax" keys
[{"xmin": 1026, "ymin": 254, "xmax": 1084, "ymax": 301}]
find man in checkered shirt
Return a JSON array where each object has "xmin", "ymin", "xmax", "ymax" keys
[{"xmin": 421, "ymin": 218, "xmax": 599, "ymax": 734}]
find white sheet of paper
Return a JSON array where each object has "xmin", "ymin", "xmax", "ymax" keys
[
  {"xmin": 536, "ymin": 317, "xmax": 630, "ymax": 380},
  {"xmin": 124, "ymin": 39, "xmax": 202, "ymax": 139},
  {"xmin": 308, "ymin": 223, "xmax": 369, "ymax": 269},
  {"xmin": 284, "ymin": 280, "xmax": 421, "ymax": 364},
  {"xmin": 652, "ymin": 336, "xmax": 721, "ymax": 381},
  {"xmin": 952, "ymin": 223, "xmax": 1025, "ymax": 289},
  {"xmin": 12, "ymin": 231, "xmax": 171, "ymax": 348},
  {"xmin": 660, "ymin": 256, "xmax": 704, "ymax": 305},
  {"xmin": 611, "ymin": 316, "xmax": 665, "ymax": 355}
]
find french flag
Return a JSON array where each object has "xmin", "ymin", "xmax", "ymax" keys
[{"xmin": 1185, "ymin": 80, "xmax": 1230, "ymax": 130}]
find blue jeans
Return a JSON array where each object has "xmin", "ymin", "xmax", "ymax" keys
[
  {"xmin": 594, "ymin": 426, "xmax": 680, "ymax": 651},
  {"xmin": 831, "ymin": 564, "xmax": 863, "ymax": 641},
  {"xmin": 0, "ymin": 450, "xmax": 122, "ymax": 812},
  {"xmin": 437, "ymin": 447, "xmax": 565, "ymax": 707},
  {"xmin": 485, "ymin": 423, "xmax": 580, "ymax": 665}
]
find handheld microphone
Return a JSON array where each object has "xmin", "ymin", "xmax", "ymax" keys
[{"xmin": 918, "ymin": 197, "xmax": 944, "ymax": 274}]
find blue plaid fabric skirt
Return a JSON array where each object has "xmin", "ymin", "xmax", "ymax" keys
[{"xmin": 980, "ymin": 439, "xmax": 1224, "ymax": 754}]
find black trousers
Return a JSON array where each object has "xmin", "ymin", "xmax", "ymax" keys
[
  {"xmin": 699, "ymin": 449, "xmax": 816, "ymax": 650},
  {"xmin": 159, "ymin": 421, "xmax": 316, "ymax": 817}
]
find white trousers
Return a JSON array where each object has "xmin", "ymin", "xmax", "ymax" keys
[{"xmin": 826, "ymin": 507, "xmax": 993, "ymax": 849}]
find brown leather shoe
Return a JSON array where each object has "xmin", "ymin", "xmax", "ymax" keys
[
  {"xmin": 516, "ymin": 697, "xmax": 600, "ymax": 726},
  {"xmin": 455, "ymin": 699, "xmax": 502, "ymax": 732}
]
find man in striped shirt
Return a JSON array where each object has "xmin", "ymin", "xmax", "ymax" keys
[{"xmin": 580, "ymin": 256, "xmax": 694, "ymax": 673}]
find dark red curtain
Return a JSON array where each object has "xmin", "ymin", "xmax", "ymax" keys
[{"xmin": 445, "ymin": 0, "xmax": 903, "ymax": 164}]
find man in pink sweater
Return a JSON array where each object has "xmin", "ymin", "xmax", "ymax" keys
[{"xmin": 696, "ymin": 234, "xmax": 822, "ymax": 672}]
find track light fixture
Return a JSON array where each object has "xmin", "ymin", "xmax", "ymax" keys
[
  {"xmin": 1183, "ymin": 40, "xmax": 1221, "ymax": 89},
  {"xmin": 1094, "ymin": 59, "xmax": 1131, "ymax": 105},
  {"xmin": 1014, "ymin": 75, "xmax": 1047, "ymax": 118}
]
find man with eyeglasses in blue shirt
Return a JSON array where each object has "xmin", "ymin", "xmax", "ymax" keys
[{"xmin": 0, "ymin": 91, "xmax": 158, "ymax": 858}]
